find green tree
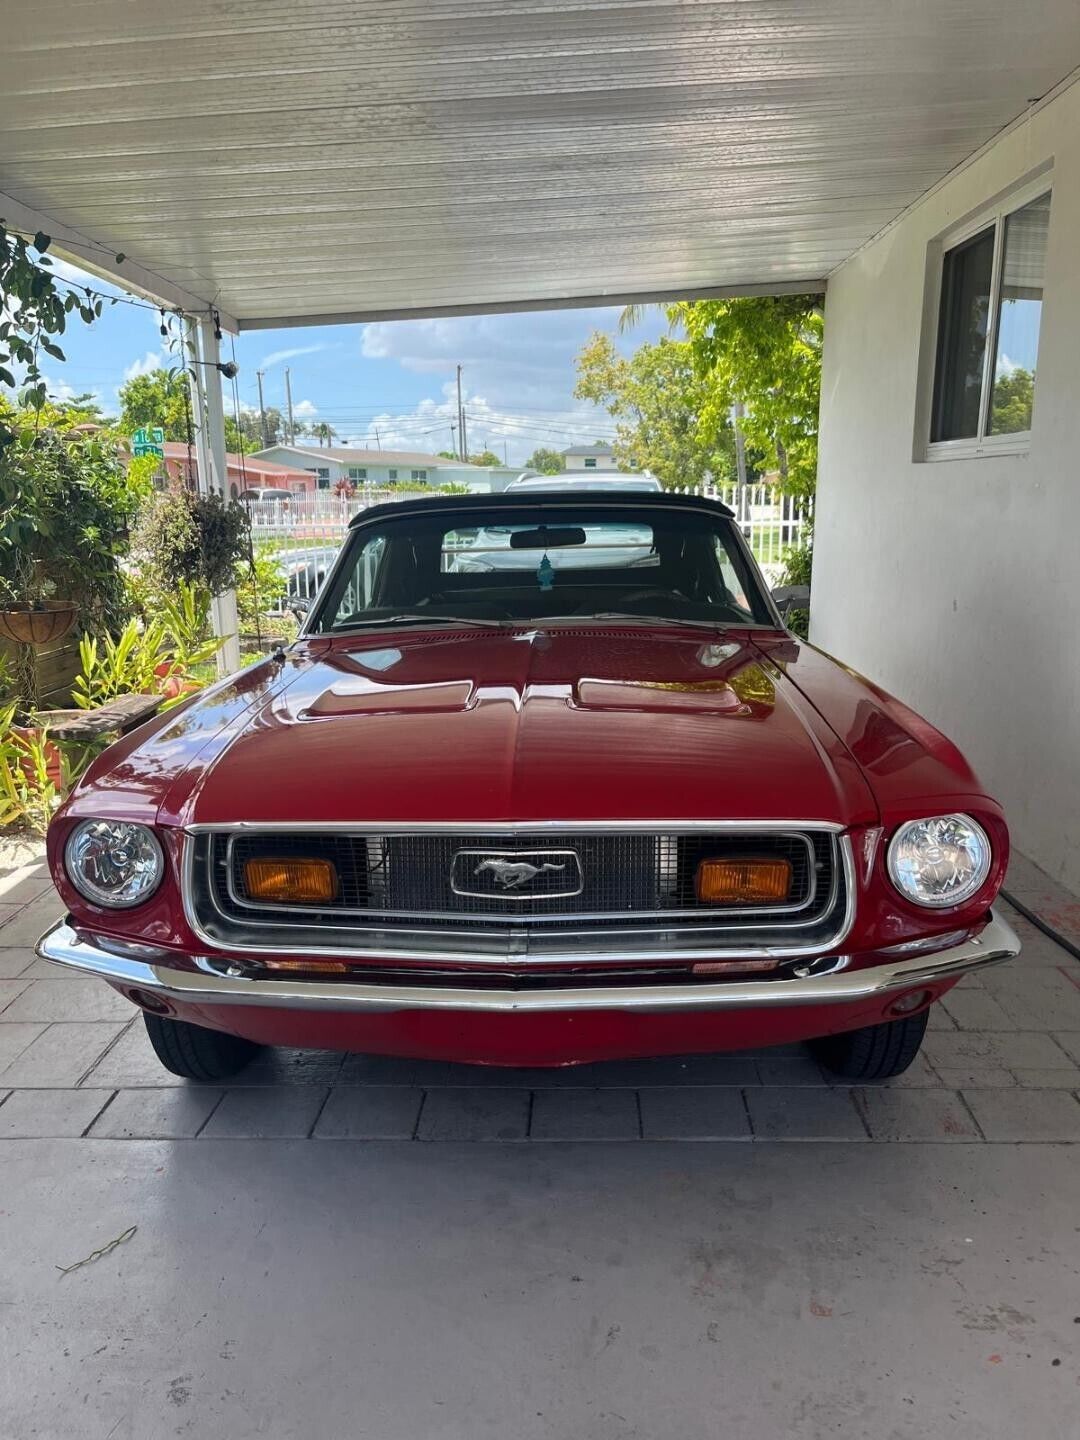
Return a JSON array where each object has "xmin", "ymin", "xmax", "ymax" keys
[
  {"xmin": 668, "ymin": 296, "xmax": 822, "ymax": 497},
  {"xmin": 117, "ymin": 367, "xmax": 191, "ymax": 442},
  {"xmin": 525, "ymin": 447, "xmax": 563, "ymax": 475},
  {"xmin": 991, "ymin": 366, "xmax": 1034, "ymax": 434},
  {"xmin": 573, "ymin": 332, "xmax": 735, "ymax": 487},
  {"xmin": 467, "ymin": 450, "xmax": 502, "ymax": 466},
  {"xmin": 310, "ymin": 421, "xmax": 338, "ymax": 447}
]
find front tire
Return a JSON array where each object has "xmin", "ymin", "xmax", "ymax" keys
[
  {"xmin": 143, "ymin": 1013, "xmax": 262, "ymax": 1081},
  {"xmin": 810, "ymin": 1009, "xmax": 929, "ymax": 1081}
]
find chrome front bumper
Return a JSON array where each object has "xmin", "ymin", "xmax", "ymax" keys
[{"xmin": 36, "ymin": 911, "xmax": 1020, "ymax": 1015}]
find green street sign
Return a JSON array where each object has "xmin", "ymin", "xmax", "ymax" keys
[{"xmin": 131, "ymin": 426, "xmax": 165, "ymax": 459}]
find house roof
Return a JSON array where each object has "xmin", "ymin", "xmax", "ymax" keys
[
  {"xmin": 3, "ymin": 5, "xmax": 1078, "ymax": 329},
  {"xmin": 253, "ymin": 445, "xmax": 475, "ymax": 468},
  {"xmin": 161, "ymin": 442, "xmax": 311, "ymax": 480},
  {"xmin": 561, "ymin": 444, "xmax": 614, "ymax": 457}
]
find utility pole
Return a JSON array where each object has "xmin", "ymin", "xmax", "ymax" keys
[
  {"xmin": 449, "ymin": 422, "xmax": 457, "ymax": 456},
  {"xmin": 503, "ymin": 440, "xmax": 508, "ymax": 464},
  {"xmin": 284, "ymin": 366, "xmax": 295, "ymax": 445},
  {"xmin": 456, "ymin": 364, "xmax": 465, "ymax": 461},
  {"xmin": 255, "ymin": 369, "xmax": 268, "ymax": 448},
  {"xmin": 373, "ymin": 425, "xmax": 381, "ymax": 451}
]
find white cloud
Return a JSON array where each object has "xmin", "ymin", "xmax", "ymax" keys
[
  {"xmin": 259, "ymin": 344, "xmax": 327, "ymax": 370},
  {"xmin": 353, "ymin": 308, "xmax": 649, "ymax": 464},
  {"xmin": 293, "ymin": 398, "xmax": 318, "ymax": 419},
  {"xmin": 341, "ymin": 381, "xmax": 612, "ymax": 467},
  {"xmin": 996, "ymin": 352, "xmax": 1018, "ymax": 376},
  {"xmin": 122, "ymin": 350, "xmax": 170, "ymax": 382}
]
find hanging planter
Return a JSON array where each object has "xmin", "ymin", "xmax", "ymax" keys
[{"xmin": 0, "ymin": 601, "xmax": 79, "ymax": 646}]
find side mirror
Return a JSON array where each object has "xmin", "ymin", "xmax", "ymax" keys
[
  {"xmin": 289, "ymin": 597, "xmax": 311, "ymax": 624},
  {"xmin": 770, "ymin": 584, "xmax": 810, "ymax": 618}
]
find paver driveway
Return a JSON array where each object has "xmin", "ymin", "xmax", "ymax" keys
[{"xmin": 2, "ymin": 844, "xmax": 1079, "ymax": 1438}]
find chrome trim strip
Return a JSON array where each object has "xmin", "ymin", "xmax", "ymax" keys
[
  {"xmin": 180, "ymin": 833, "xmax": 857, "ymax": 965},
  {"xmin": 36, "ymin": 909, "xmax": 1020, "ymax": 1015},
  {"xmin": 212, "ymin": 828, "xmax": 822, "ymax": 924},
  {"xmin": 185, "ymin": 819, "xmax": 847, "ymax": 835}
]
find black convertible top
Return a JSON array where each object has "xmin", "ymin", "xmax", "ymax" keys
[{"xmin": 348, "ymin": 488, "xmax": 736, "ymax": 528}]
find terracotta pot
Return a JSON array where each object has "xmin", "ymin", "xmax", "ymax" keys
[{"xmin": 0, "ymin": 602, "xmax": 78, "ymax": 646}]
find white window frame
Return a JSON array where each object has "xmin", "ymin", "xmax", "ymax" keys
[
  {"xmin": 348, "ymin": 466, "xmax": 367, "ymax": 481},
  {"xmin": 916, "ymin": 172, "xmax": 1051, "ymax": 463}
]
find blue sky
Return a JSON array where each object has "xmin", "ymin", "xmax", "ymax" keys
[{"xmin": 42, "ymin": 258, "xmax": 666, "ymax": 465}]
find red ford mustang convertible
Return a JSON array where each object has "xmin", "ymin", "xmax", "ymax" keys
[{"xmin": 40, "ymin": 492, "xmax": 1019, "ymax": 1081}]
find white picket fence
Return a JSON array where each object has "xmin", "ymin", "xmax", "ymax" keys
[{"xmin": 250, "ymin": 482, "xmax": 809, "ymax": 610}]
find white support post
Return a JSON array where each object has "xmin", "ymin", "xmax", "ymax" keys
[{"xmin": 192, "ymin": 316, "xmax": 242, "ymax": 675}]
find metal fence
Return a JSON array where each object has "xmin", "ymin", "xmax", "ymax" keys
[{"xmin": 249, "ymin": 482, "xmax": 809, "ymax": 612}]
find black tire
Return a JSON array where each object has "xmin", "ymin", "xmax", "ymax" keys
[
  {"xmin": 809, "ymin": 1009, "xmax": 929, "ymax": 1081},
  {"xmin": 143, "ymin": 1013, "xmax": 262, "ymax": 1081}
]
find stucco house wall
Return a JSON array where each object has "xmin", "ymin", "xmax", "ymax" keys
[{"xmin": 811, "ymin": 77, "xmax": 1080, "ymax": 890}]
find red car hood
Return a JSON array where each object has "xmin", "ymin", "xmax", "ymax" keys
[{"xmin": 150, "ymin": 626, "xmax": 878, "ymax": 828}]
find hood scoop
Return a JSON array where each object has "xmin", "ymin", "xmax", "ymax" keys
[
  {"xmin": 300, "ymin": 677, "xmax": 476, "ymax": 718},
  {"xmin": 574, "ymin": 678, "xmax": 749, "ymax": 715}
]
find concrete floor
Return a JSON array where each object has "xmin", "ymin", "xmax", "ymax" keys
[{"xmin": 1, "ymin": 845, "xmax": 1079, "ymax": 1438}]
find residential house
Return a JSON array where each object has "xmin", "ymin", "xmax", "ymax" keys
[
  {"xmin": 146, "ymin": 442, "xmax": 317, "ymax": 495},
  {"xmin": 812, "ymin": 76, "xmax": 1079, "ymax": 889},
  {"xmin": 250, "ymin": 444, "xmax": 513, "ymax": 491},
  {"xmin": 561, "ymin": 444, "xmax": 627, "ymax": 472}
]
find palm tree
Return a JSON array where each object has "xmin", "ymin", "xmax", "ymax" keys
[{"xmin": 310, "ymin": 421, "xmax": 337, "ymax": 448}]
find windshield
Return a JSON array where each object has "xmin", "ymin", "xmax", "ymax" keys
[{"xmin": 311, "ymin": 503, "xmax": 774, "ymax": 632}]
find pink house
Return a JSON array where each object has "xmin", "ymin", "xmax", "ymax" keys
[{"xmin": 158, "ymin": 442, "xmax": 317, "ymax": 495}]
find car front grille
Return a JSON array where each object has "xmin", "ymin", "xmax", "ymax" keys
[{"xmin": 185, "ymin": 825, "xmax": 853, "ymax": 967}]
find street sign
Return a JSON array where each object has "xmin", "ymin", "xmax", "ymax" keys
[{"xmin": 131, "ymin": 426, "xmax": 165, "ymax": 459}]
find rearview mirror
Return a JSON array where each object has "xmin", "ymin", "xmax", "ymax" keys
[{"xmin": 509, "ymin": 526, "xmax": 587, "ymax": 550}]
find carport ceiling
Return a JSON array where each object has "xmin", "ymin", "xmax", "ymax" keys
[{"xmin": 3, "ymin": 1, "xmax": 1080, "ymax": 330}]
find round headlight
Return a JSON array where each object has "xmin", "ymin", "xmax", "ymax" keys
[
  {"xmin": 64, "ymin": 820, "xmax": 165, "ymax": 909},
  {"xmin": 887, "ymin": 814, "xmax": 991, "ymax": 908}
]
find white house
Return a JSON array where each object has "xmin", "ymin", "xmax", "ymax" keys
[
  {"xmin": 561, "ymin": 444, "xmax": 625, "ymax": 472},
  {"xmin": 250, "ymin": 445, "xmax": 522, "ymax": 492},
  {"xmin": 812, "ymin": 75, "xmax": 1080, "ymax": 893}
]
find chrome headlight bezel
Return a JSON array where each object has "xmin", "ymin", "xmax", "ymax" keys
[
  {"xmin": 64, "ymin": 819, "xmax": 165, "ymax": 910},
  {"xmin": 886, "ymin": 813, "xmax": 992, "ymax": 909}
]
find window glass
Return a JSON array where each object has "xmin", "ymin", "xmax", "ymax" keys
[
  {"xmin": 583, "ymin": 457, "xmax": 597, "ymax": 468},
  {"xmin": 313, "ymin": 505, "xmax": 772, "ymax": 632},
  {"xmin": 388, "ymin": 468, "xmax": 398, "ymax": 480},
  {"xmin": 930, "ymin": 226, "xmax": 995, "ymax": 442},
  {"xmin": 989, "ymin": 192, "xmax": 1049, "ymax": 434}
]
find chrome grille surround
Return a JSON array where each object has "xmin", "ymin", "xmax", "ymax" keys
[{"xmin": 183, "ymin": 822, "xmax": 856, "ymax": 968}]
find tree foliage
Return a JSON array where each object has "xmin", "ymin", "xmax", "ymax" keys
[
  {"xmin": 0, "ymin": 411, "xmax": 151, "ymax": 623},
  {"xmin": 574, "ymin": 332, "xmax": 735, "ymax": 487},
  {"xmin": 990, "ymin": 367, "xmax": 1034, "ymax": 435},
  {"xmin": 670, "ymin": 296, "xmax": 822, "ymax": 497},
  {"xmin": 524, "ymin": 447, "xmax": 564, "ymax": 475},
  {"xmin": 117, "ymin": 367, "xmax": 191, "ymax": 442},
  {"xmin": 467, "ymin": 450, "xmax": 502, "ymax": 467},
  {"xmin": 0, "ymin": 222, "xmax": 107, "ymax": 444}
]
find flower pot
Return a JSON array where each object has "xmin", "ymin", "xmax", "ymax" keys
[{"xmin": 0, "ymin": 602, "xmax": 78, "ymax": 646}]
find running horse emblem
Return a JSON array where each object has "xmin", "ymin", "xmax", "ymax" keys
[{"xmin": 474, "ymin": 858, "xmax": 567, "ymax": 890}]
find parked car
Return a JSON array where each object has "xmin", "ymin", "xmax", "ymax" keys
[
  {"xmin": 40, "ymin": 491, "xmax": 1018, "ymax": 1083},
  {"xmin": 506, "ymin": 474, "xmax": 663, "ymax": 492},
  {"xmin": 237, "ymin": 487, "xmax": 299, "ymax": 503}
]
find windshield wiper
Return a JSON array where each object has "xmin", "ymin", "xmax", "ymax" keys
[
  {"xmin": 330, "ymin": 614, "xmax": 509, "ymax": 632},
  {"xmin": 550, "ymin": 612, "xmax": 745, "ymax": 631}
]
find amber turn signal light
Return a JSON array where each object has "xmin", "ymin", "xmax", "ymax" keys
[
  {"xmin": 696, "ymin": 857, "xmax": 792, "ymax": 904},
  {"xmin": 244, "ymin": 857, "xmax": 338, "ymax": 904}
]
